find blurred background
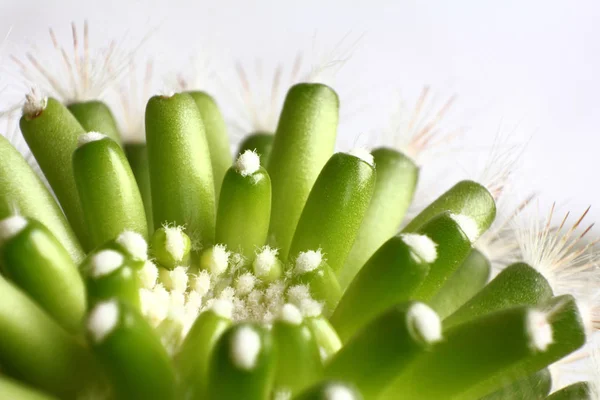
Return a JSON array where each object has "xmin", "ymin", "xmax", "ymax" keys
[{"xmin": 1, "ymin": 0, "xmax": 599, "ymax": 223}]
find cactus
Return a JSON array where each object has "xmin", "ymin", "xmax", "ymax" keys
[{"xmin": 0, "ymin": 22, "xmax": 598, "ymax": 400}]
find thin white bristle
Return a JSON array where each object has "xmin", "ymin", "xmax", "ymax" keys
[
  {"xmin": 230, "ymin": 326, "xmax": 261, "ymax": 370},
  {"xmin": 400, "ymin": 234, "xmax": 438, "ymax": 263},
  {"xmin": 87, "ymin": 300, "xmax": 119, "ymax": 343},
  {"xmin": 235, "ymin": 150, "xmax": 261, "ymax": 177},
  {"xmin": 90, "ymin": 250, "xmax": 124, "ymax": 277},
  {"xmin": 0, "ymin": 215, "xmax": 28, "ymax": 242},
  {"xmin": 77, "ymin": 131, "xmax": 107, "ymax": 148}
]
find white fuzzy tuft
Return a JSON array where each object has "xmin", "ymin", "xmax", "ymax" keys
[
  {"xmin": 116, "ymin": 231, "xmax": 148, "ymax": 261},
  {"xmin": 235, "ymin": 272, "xmax": 257, "ymax": 296},
  {"xmin": 230, "ymin": 326, "xmax": 262, "ymax": 370},
  {"xmin": 253, "ymin": 246, "xmax": 279, "ymax": 277},
  {"xmin": 90, "ymin": 250, "xmax": 124, "ymax": 277},
  {"xmin": 406, "ymin": 302, "xmax": 443, "ymax": 344},
  {"xmin": 0, "ymin": 215, "xmax": 28, "ymax": 242},
  {"xmin": 400, "ymin": 234, "xmax": 438, "ymax": 263},
  {"xmin": 527, "ymin": 310, "xmax": 553, "ymax": 351},
  {"xmin": 22, "ymin": 91, "xmax": 47, "ymax": 116},
  {"xmin": 295, "ymin": 250, "xmax": 323, "ymax": 274},
  {"xmin": 170, "ymin": 266, "xmax": 189, "ymax": 293},
  {"xmin": 165, "ymin": 226, "xmax": 186, "ymax": 262},
  {"xmin": 349, "ymin": 147, "xmax": 374, "ymax": 167},
  {"xmin": 235, "ymin": 150, "xmax": 261, "ymax": 176},
  {"xmin": 139, "ymin": 260, "xmax": 158, "ymax": 289},
  {"xmin": 77, "ymin": 132, "xmax": 107, "ymax": 148},
  {"xmin": 193, "ymin": 270, "xmax": 212, "ymax": 297},
  {"xmin": 324, "ymin": 384, "xmax": 357, "ymax": 400},
  {"xmin": 212, "ymin": 299, "xmax": 234, "ymax": 319},
  {"xmin": 208, "ymin": 244, "xmax": 231, "ymax": 276},
  {"xmin": 280, "ymin": 303, "xmax": 303, "ymax": 325},
  {"xmin": 87, "ymin": 300, "xmax": 119, "ymax": 343},
  {"xmin": 449, "ymin": 213, "xmax": 480, "ymax": 243}
]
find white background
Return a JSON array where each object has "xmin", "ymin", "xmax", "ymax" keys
[{"xmin": 1, "ymin": 0, "xmax": 599, "ymax": 225}]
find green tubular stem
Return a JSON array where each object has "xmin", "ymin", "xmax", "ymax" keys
[
  {"xmin": 0, "ymin": 135, "xmax": 83, "ymax": 263},
  {"xmin": 330, "ymin": 235, "xmax": 431, "ymax": 343},
  {"xmin": 546, "ymin": 382, "xmax": 592, "ymax": 400},
  {"xmin": 0, "ymin": 375, "xmax": 58, "ymax": 400},
  {"xmin": 458, "ymin": 295, "xmax": 586, "ymax": 400},
  {"xmin": 0, "ymin": 218, "xmax": 86, "ymax": 333},
  {"xmin": 326, "ymin": 302, "xmax": 441, "ymax": 399},
  {"xmin": 480, "ymin": 369, "xmax": 551, "ymax": 400},
  {"xmin": 429, "ymin": 248, "xmax": 491, "ymax": 319},
  {"xmin": 124, "ymin": 143, "xmax": 154, "ymax": 234},
  {"xmin": 73, "ymin": 135, "xmax": 148, "ymax": 248},
  {"xmin": 216, "ymin": 164, "xmax": 271, "ymax": 259},
  {"xmin": 176, "ymin": 307, "xmax": 232, "ymax": 399},
  {"xmin": 339, "ymin": 147, "xmax": 418, "ymax": 289},
  {"xmin": 145, "ymin": 93, "xmax": 216, "ymax": 245},
  {"xmin": 381, "ymin": 305, "xmax": 554, "ymax": 400},
  {"xmin": 207, "ymin": 323, "xmax": 276, "ymax": 400},
  {"xmin": 0, "ymin": 275, "xmax": 97, "ymax": 398},
  {"xmin": 292, "ymin": 261, "xmax": 342, "ymax": 315},
  {"xmin": 411, "ymin": 212, "xmax": 474, "ymax": 301},
  {"xmin": 83, "ymin": 249, "xmax": 141, "ymax": 310},
  {"xmin": 20, "ymin": 98, "xmax": 91, "ymax": 249},
  {"xmin": 293, "ymin": 381, "xmax": 363, "ymax": 400},
  {"xmin": 67, "ymin": 100, "xmax": 122, "ymax": 145},
  {"xmin": 305, "ymin": 316, "xmax": 342, "ymax": 360},
  {"xmin": 187, "ymin": 91, "xmax": 232, "ymax": 198},
  {"xmin": 402, "ymin": 180, "xmax": 496, "ymax": 242},
  {"xmin": 87, "ymin": 300, "xmax": 176, "ymax": 400},
  {"xmin": 288, "ymin": 152, "xmax": 376, "ymax": 273},
  {"xmin": 267, "ymin": 83, "xmax": 339, "ymax": 258},
  {"xmin": 238, "ymin": 132, "xmax": 274, "ymax": 165},
  {"xmin": 444, "ymin": 263, "xmax": 554, "ymax": 328},
  {"xmin": 19, "ymin": 98, "xmax": 93, "ymax": 250},
  {"xmin": 273, "ymin": 313, "xmax": 322, "ymax": 394},
  {"xmin": 150, "ymin": 226, "xmax": 191, "ymax": 270}
]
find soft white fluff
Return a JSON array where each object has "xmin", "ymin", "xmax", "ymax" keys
[
  {"xmin": 406, "ymin": 302, "xmax": 443, "ymax": 344},
  {"xmin": 449, "ymin": 213, "xmax": 480, "ymax": 243},
  {"xmin": 230, "ymin": 326, "xmax": 261, "ymax": 370},
  {"xmin": 116, "ymin": 231, "xmax": 148, "ymax": 261},
  {"xmin": 527, "ymin": 310, "xmax": 553, "ymax": 351},
  {"xmin": 400, "ymin": 234, "xmax": 438, "ymax": 263},
  {"xmin": 235, "ymin": 150, "xmax": 261, "ymax": 176},
  {"xmin": 77, "ymin": 131, "xmax": 107, "ymax": 148},
  {"xmin": 90, "ymin": 250, "xmax": 124, "ymax": 277},
  {"xmin": 0, "ymin": 215, "xmax": 28, "ymax": 242},
  {"xmin": 87, "ymin": 300, "xmax": 119, "ymax": 343}
]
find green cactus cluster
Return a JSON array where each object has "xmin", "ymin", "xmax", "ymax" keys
[{"xmin": 0, "ymin": 23, "xmax": 598, "ymax": 400}]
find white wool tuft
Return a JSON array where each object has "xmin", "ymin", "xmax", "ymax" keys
[
  {"xmin": 253, "ymin": 246, "xmax": 279, "ymax": 277},
  {"xmin": 230, "ymin": 326, "xmax": 262, "ymax": 370},
  {"xmin": 280, "ymin": 303, "xmax": 303, "ymax": 325},
  {"xmin": 87, "ymin": 300, "xmax": 119, "ymax": 343},
  {"xmin": 349, "ymin": 147, "xmax": 374, "ymax": 167},
  {"xmin": 22, "ymin": 92, "xmax": 47, "ymax": 116},
  {"xmin": 165, "ymin": 226, "xmax": 186, "ymax": 262},
  {"xmin": 449, "ymin": 213, "xmax": 480, "ymax": 243},
  {"xmin": 193, "ymin": 270, "xmax": 212, "ymax": 296},
  {"xmin": 324, "ymin": 384, "xmax": 357, "ymax": 400},
  {"xmin": 235, "ymin": 150, "xmax": 261, "ymax": 176},
  {"xmin": 116, "ymin": 231, "xmax": 148, "ymax": 261},
  {"xmin": 90, "ymin": 250, "xmax": 124, "ymax": 277},
  {"xmin": 527, "ymin": 310, "xmax": 553, "ymax": 351},
  {"xmin": 209, "ymin": 244, "xmax": 231, "ymax": 276},
  {"xmin": 295, "ymin": 250, "xmax": 323, "ymax": 274},
  {"xmin": 0, "ymin": 215, "xmax": 28, "ymax": 242},
  {"xmin": 212, "ymin": 299, "xmax": 234, "ymax": 319},
  {"xmin": 400, "ymin": 234, "xmax": 438, "ymax": 263},
  {"xmin": 170, "ymin": 266, "xmax": 189, "ymax": 293},
  {"xmin": 139, "ymin": 260, "xmax": 158, "ymax": 289},
  {"xmin": 235, "ymin": 272, "xmax": 257, "ymax": 296},
  {"xmin": 77, "ymin": 132, "xmax": 107, "ymax": 148},
  {"xmin": 406, "ymin": 302, "xmax": 443, "ymax": 344}
]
